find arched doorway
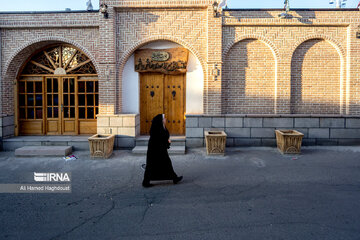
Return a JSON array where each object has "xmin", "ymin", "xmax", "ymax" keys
[
  {"xmin": 135, "ymin": 47, "xmax": 188, "ymax": 136},
  {"xmin": 122, "ymin": 40, "xmax": 204, "ymax": 136},
  {"xmin": 17, "ymin": 44, "xmax": 98, "ymax": 135}
]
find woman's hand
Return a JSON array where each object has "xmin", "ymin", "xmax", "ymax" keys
[{"xmin": 166, "ymin": 139, "xmax": 171, "ymax": 149}]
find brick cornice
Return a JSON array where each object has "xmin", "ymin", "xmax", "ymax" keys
[
  {"xmin": 0, "ymin": 12, "xmax": 100, "ymax": 28},
  {"xmin": 104, "ymin": 0, "xmax": 213, "ymax": 8}
]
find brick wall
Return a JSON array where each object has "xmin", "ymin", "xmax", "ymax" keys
[
  {"xmin": 291, "ymin": 39, "xmax": 341, "ymax": 114},
  {"xmin": 1, "ymin": 12, "xmax": 100, "ymax": 117},
  {"xmin": 98, "ymin": 6, "xmax": 117, "ymax": 115},
  {"xmin": 222, "ymin": 39, "xmax": 276, "ymax": 114},
  {"xmin": 115, "ymin": 7, "xmax": 209, "ymax": 113},
  {"xmin": 222, "ymin": 9, "xmax": 350, "ymax": 115},
  {"xmin": 2, "ymin": 7, "xmax": 360, "ymax": 118},
  {"xmin": 105, "ymin": 0, "xmax": 212, "ymax": 8},
  {"xmin": 206, "ymin": 6, "xmax": 222, "ymax": 114}
]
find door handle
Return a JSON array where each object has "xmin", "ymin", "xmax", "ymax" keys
[
  {"xmin": 61, "ymin": 104, "xmax": 64, "ymax": 112},
  {"xmin": 172, "ymin": 91, "xmax": 176, "ymax": 98},
  {"xmin": 150, "ymin": 91, "xmax": 155, "ymax": 97}
]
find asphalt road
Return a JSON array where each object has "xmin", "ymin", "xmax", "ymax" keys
[{"xmin": 0, "ymin": 146, "xmax": 360, "ymax": 240}]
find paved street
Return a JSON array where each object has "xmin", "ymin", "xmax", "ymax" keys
[{"xmin": 0, "ymin": 147, "xmax": 360, "ymax": 240}]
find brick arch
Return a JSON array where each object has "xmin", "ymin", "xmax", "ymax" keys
[
  {"xmin": 222, "ymin": 38, "xmax": 277, "ymax": 114},
  {"xmin": 290, "ymin": 38, "xmax": 342, "ymax": 114},
  {"xmin": 291, "ymin": 35, "xmax": 345, "ymax": 63},
  {"xmin": 117, "ymin": 36, "xmax": 207, "ymax": 113},
  {"xmin": 1, "ymin": 38, "xmax": 99, "ymax": 117},
  {"xmin": 223, "ymin": 34, "xmax": 280, "ymax": 63},
  {"xmin": 291, "ymin": 36, "xmax": 345, "ymax": 114},
  {"xmin": 3, "ymin": 37, "xmax": 100, "ymax": 77},
  {"xmin": 118, "ymin": 36, "xmax": 207, "ymax": 77}
]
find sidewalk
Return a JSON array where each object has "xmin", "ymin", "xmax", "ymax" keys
[{"xmin": 0, "ymin": 146, "xmax": 360, "ymax": 240}]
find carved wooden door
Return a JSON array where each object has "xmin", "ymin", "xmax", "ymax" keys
[
  {"xmin": 140, "ymin": 73, "xmax": 185, "ymax": 135},
  {"xmin": 164, "ymin": 74, "xmax": 185, "ymax": 135},
  {"xmin": 140, "ymin": 73, "xmax": 164, "ymax": 135}
]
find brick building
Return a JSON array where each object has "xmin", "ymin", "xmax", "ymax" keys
[{"xmin": 1, "ymin": 0, "xmax": 360, "ymax": 149}]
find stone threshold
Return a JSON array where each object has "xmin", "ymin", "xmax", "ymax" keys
[
  {"xmin": 4, "ymin": 136, "xmax": 91, "ymax": 142},
  {"xmin": 136, "ymin": 135, "xmax": 186, "ymax": 141},
  {"xmin": 15, "ymin": 146, "xmax": 72, "ymax": 157},
  {"xmin": 3, "ymin": 136, "xmax": 91, "ymax": 151},
  {"xmin": 132, "ymin": 146, "xmax": 186, "ymax": 155}
]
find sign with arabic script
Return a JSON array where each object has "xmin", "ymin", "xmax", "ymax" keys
[{"xmin": 134, "ymin": 48, "xmax": 189, "ymax": 75}]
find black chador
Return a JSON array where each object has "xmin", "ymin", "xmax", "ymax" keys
[{"xmin": 142, "ymin": 114, "xmax": 183, "ymax": 187}]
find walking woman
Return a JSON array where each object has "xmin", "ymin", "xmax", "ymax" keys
[{"xmin": 142, "ymin": 114, "xmax": 183, "ymax": 187}]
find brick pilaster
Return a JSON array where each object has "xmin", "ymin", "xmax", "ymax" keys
[
  {"xmin": 276, "ymin": 56, "xmax": 291, "ymax": 114},
  {"xmin": 206, "ymin": 6, "xmax": 222, "ymax": 114},
  {"xmin": 347, "ymin": 24, "xmax": 360, "ymax": 115},
  {"xmin": 99, "ymin": 1, "xmax": 117, "ymax": 115}
]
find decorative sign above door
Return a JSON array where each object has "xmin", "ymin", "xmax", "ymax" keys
[{"xmin": 134, "ymin": 48, "xmax": 189, "ymax": 75}]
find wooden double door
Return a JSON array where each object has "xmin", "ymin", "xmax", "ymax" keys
[
  {"xmin": 46, "ymin": 77, "xmax": 78, "ymax": 135},
  {"xmin": 140, "ymin": 73, "xmax": 185, "ymax": 135},
  {"xmin": 18, "ymin": 76, "xmax": 98, "ymax": 135}
]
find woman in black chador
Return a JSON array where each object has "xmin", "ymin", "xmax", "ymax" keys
[{"xmin": 142, "ymin": 114, "xmax": 183, "ymax": 187}]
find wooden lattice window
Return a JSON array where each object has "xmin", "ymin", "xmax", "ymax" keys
[
  {"xmin": 46, "ymin": 78, "xmax": 59, "ymax": 119},
  {"xmin": 78, "ymin": 79, "xmax": 99, "ymax": 120},
  {"xmin": 22, "ymin": 45, "xmax": 96, "ymax": 75},
  {"xmin": 18, "ymin": 78, "xmax": 44, "ymax": 120},
  {"xmin": 62, "ymin": 77, "xmax": 76, "ymax": 119}
]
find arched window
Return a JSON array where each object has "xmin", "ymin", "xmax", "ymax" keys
[{"xmin": 21, "ymin": 44, "xmax": 97, "ymax": 75}]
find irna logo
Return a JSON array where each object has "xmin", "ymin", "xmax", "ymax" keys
[{"xmin": 34, "ymin": 172, "xmax": 71, "ymax": 182}]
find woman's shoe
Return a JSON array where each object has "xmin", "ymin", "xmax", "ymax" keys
[{"xmin": 173, "ymin": 176, "xmax": 183, "ymax": 184}]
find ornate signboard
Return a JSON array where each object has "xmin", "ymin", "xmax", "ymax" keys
[{"xmin": 134, "ymin": 48, "xmax": 189, "ymax": 75}]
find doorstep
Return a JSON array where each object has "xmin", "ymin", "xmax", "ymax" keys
[
  {"xmin": 3, "ymin": 136, "xmax": 91, "ymax": 151},
  {"xmin": 15, "ymin": 146, "xmax": 72, "ymax": 157}
]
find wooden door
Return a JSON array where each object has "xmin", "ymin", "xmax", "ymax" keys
[
  {"xmin": 45, "ymin": 77, "xmax": 78, "ymax": 135},
  {"xmin": 164, "ymin": 74, "xmax": 185, "ymax": 135},
  {"xmin": 140, "ymin": 73, "xmax": 185, "ymax": 136},
  {"xmin": 140, "ymin": 73, "xmax": 164, "ymax": 135},
  {"xmin": 45, "ymin": 77, "xmax": 61, "ymax": 135},
  {"xmin": 20, "ymin": 76, "xmax": 97, "ymax": 136},
  {"xmin": 62, "ymin": 77, "xmax": 78, "ymax": 135}
]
